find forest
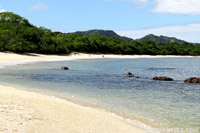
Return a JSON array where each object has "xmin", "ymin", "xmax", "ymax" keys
[{"xmin": 1, "ymin": 12, "xmax": 200, "ymax": 56}]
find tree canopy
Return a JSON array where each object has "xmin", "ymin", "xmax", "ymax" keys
[{"xmin": 0, "ymin": 12, "xmax": 200, "ymax": 56}]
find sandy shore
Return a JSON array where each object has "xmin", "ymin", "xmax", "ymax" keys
[
  {"xmin": 0, "ymin": 85, "xmax": 145, "ymax": 133},
  {"xmin": 0, "ymin": 52, "xmax": 198, "ymax": 64},
  {"xmin": 1, "ymin": 52, "xmax": 199, "ymax": 132},
  {"xmin": 0, "ymin": 52, "xmax": 148, "ymax": 133},
  {"xmin": 1, "ymin": 52, "xmax": 200, "ymax": 132}
]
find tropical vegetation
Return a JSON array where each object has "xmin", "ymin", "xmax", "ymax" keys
[{"xmin": 0, "ymin": 12, "xmax": 200, "ymax": 56}]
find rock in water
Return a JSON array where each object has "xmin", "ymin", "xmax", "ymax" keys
[
  {"xmin": 184, "ymin": 77, "xmax": 200, "ymax": 83},
  {"xmin": 153, "ymin": 76, "xmax": 173, "ymax": 81},
  {"xmin": 124, "ymin": 72, "xmax": 133, "ymax": 76},
  {"xmin": 124, "ymin": 72, "xmax": 134, "ymax": 77},
  {"xmin": 60, "ymin": 66, "xmax": 69, "ymax": 70}
]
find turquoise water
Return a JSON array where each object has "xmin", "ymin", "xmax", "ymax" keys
[{"xmin": 0, "ymin": 58, "xmax": 199, "ymax": 130}]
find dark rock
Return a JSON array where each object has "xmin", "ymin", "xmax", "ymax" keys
[
  {"xmin": 127, "ymin": 75, "xmax": 134, "ymax": 77},
  {"xmin": 124, "ymin": 72, "xmax": 133, "ymax": 76},
  {"xmin": 60, "ymin": 66, "xmax": 69, "ymax": 70},
  {"xmin": 135, "ymin": 76, "xmax": 140, "ymax": 79},
  {"xmin": 153, "ymin": 76, "xmax": 173, "ymax": 81},
  {"xmin": 184, "ymin": 77, "xmax": 200, "ymax": 83},
  {"xmin": 124, "ymin": 72, "xmax": 134, "ymax": 77}
]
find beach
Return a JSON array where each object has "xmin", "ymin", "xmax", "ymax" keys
[
  {"xmin": 1, "ymin": 52, "xmax": 200, "ymax": 133},
  {"xmin": 0, "ymin": 52, "xmax": 197, "ymax": 64},
  {"xmin": 0, "ymin": 85, "xmax": 146, "ymax": 133},
  {"xmin": 0, "ymin": 52, "xmax": 146, "ymax": 133}
]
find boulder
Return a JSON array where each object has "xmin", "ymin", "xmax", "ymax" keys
[
  {"xmin": 153, "ymin": 76, "xmax": 173, "ymax": 81},
  {"xmin": 124, "ymin": 72, "xmax": 134, "ymax": 77},
  {"xmin": 184, "ymin": 77, "xmax": 200, "ymax": 83},
  {"xmin": 60, "ymin": 66, "xmax": 69, "ymax": 70},
  {"xmin": 124, "ymin": 72, "xmax": 133, "ymax": 76}
]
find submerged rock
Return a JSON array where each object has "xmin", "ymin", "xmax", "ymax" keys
[
  {"xmin": 184, "ymin": 77, "xmax": 200, "ymax": 83},
  {"xmin": 153, "ymin": 76, "xmax": 173, "ymax": 81},
  {"xmin": 124, "ymin": 72, "xmax": 133, "ymax": 76},
  {"xmin": 124, "ymin": 72, "xmax": 134, "ymax": 77},
  {"xmin": 60, "ymin": 66, "xmax": 69, "ymax": 70}
]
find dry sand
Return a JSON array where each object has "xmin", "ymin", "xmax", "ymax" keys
[
  {"xmin": 0, "ymin": 85, "xmax": 145, "ymax": 133},
  {"xmin": 0, "ymin": 52, "xmax": 198, "ymax": 64},
  {"xmin": 0, "ymin": 52, "xmax": 147, "ymax": 133}
]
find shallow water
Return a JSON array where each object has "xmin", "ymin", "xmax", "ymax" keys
[{"xmin": 0, "ymin": 58, "xmax": 199, "ymax": 130}]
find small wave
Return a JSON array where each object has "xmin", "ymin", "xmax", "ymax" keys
[
  {"xmin": 0, "ymin": 57, "xmax": 102, "ymax": 69},
  {"xmin": 0, "ymin": 58, "xmax": 81, "ymax": 69},
  {"xmin": 0, "ymin": 60, "xmax": 38, "ymax": 69},
  {"xmin": 95, "ymin": 74, "xmax": 116, "ymax": 78},
  {"xmin": 45, "ymin": 58, "xmax": 75, "ymax": 62},
  {"xmin": 148, "ymin": 68, "xmax": 176, "ymax": 70},
  {"xmin": 107, "ymin": 112, "xmax": 154, "ymax": 132}
]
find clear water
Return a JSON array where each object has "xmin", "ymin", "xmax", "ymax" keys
[{"xmin": 0, "ymin": 58, "xmax": 199, "ymax": 130}]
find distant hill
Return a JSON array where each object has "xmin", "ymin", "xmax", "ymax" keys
[
  {"xmin": 73, "ymin": 30, "xmax": 189, "ymax": 44},
  {"xmin": 136, "ymin": 34, "xmax": 187, "ymax": 44},
  {"xmin": 74, "ymin": 29, "xmax": 134, "ymax": 42}
]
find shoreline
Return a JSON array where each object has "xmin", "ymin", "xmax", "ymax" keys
[
  {"xmin": 0, "ymin": 84, "xmax": 146, "ymax": 133},
  {"xmin": 1, "ymin": 52, "xmax": 199, "ymax": 68},
  {"xmin": 1, "ymin": 52, "xmax": 200, "ymax": 62},
  {"xmin": 0, "ymin": 52, "xmax": 148, "ymax": 132},
  {"xmin": 0, "ymin": 52, "xmax": 199, "ymax": 132}
]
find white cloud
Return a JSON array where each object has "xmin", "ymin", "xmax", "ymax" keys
[
  {"xmin": 0, "ymin": 9, "xmax": 5, "ymax": 13},
  {"xmin": 0, "ymin": 5, "xmax": 5, "ymax": 13},
  {"xmin": 116, "ymin": 23, "xmax": 200, "ymax": 43},
  {"xmin": 153, "ymin": 0, "xmax": 200, "ymax": 15},
  {"xmin": 108, "ymin": 0, "xmax": 200, "ymax": 15},
  {"xmin": 29, "ymin": 2, "xmax": 48, "ymax": 11}
]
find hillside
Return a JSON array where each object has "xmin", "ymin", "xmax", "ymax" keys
[
  {"xmin": 73, "ymin": 30, "xmax": 189, "ymax": 44},
  {"xmin": 136, "ymin": 34, "xmax": 187, "ymax": 44},
  {"xmin": 1, "ymin": 12, "xmax": 200, "ymax": 56},
  {"xmin": 73, "ymin": 30, "xmax": 134, "ymax": 42}
]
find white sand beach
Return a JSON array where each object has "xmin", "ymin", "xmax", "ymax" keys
[
  {"xmin": 0, "ymin": 52, "xmax": 147, "ymax": 133},
  {"xmin": 0, "ymin": 52, "xmax": 199, "ymax": 132},
  {"xmin": 0, "ymin": 85, "xmax": 145, "ymax": 133},
  {"xmin": 0, "ymin": 52, "xmax": 198, "ymax": 64}
]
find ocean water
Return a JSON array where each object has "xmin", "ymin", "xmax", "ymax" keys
[{"xmin": 0, "ymin": 58, "xmax": 199, "ymax": 131}]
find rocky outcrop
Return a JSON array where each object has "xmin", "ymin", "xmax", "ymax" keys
[
  {"xmin": 124, "ymin": 72, "xmax": 134, "ymax": 77},
  {"xmin": 124, "ymin": 72, "xmax": 133, "ymax": 76},
  {"xmin": 60, "ymin": 66, "xmax": 69, "ymax": 70},
  {"xmin": 184, "ymin": 77, "xmax": 200, "ymax": 83},
  {"xmin": 153, "ymin": 76, "xmax": 173, "ymax": 81}
]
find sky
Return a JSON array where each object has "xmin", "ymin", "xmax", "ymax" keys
[{"xmin": 0, "ymin": 0, "xmax": 200, "ymax": 43}]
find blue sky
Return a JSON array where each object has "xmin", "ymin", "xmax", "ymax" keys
[{"xmin": 0, "ymin": 0, "xmax": 200, "ymax": 42}]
